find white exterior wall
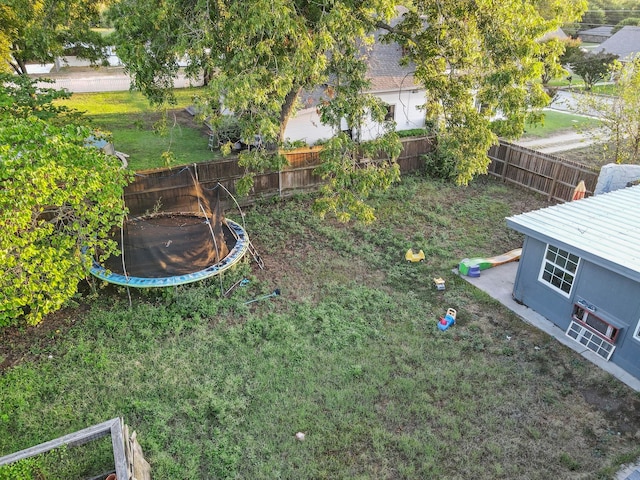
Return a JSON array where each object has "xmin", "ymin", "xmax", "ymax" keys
[
  {"xmin": 283, "ymin": 108, "xmax": 336, "ymax": 145},
  {"xmin": 284, "ymin": 88, "xmax": 426, "ymax": 146}
]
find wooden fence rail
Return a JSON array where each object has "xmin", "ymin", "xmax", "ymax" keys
[
  {"xmin": 487, "ymin": 141, "xmax": 600, "ymax": 203},
  {"xmin": 127, "ymin": 137, "xmax": 601, "ymax": 211},
  {"xmin": 127, "ymin": 136, "xmax": 436, "ymax": 211}
]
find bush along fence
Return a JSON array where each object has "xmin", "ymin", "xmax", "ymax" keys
[
  {"xmin": 125, "ymin": 136, "xmax": 436, "ymax": 211},
  {"xmin": 126, "ymin": 136, "xmax": 599, "ymax": 211},
  {"xmin": 487, "ymin": 141, "xmax": 600, "ymax": 203}
]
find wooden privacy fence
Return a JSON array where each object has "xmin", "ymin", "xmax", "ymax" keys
[
  {"xmin": 127, "ymin": 136, "xmax": 435, "ymax": 209},
  {"xmin": 487, "ymin": 141, "xmax": 600, "ymax": 203},
  {"xmin": 127, "ymin": 136, "xmax": 599, "ymax": 209}
]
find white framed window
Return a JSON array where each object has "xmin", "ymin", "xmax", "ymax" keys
[
  {"xmin": 566, "ymin": 321, "xmax": 616, "ymax": 360},
  {"xmin": 539, "ymin": 244, "xmax": 580, "ymax": 296},
  {"xmin": 633, "ymin": 320, "xmax": 640, "ymax": 342},
  {"xmin": 566, "ymin": 303, "xmax": 619, "ymax": 361}
]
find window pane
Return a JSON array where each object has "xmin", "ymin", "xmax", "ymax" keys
[
  {"xmin": 540, "ymin": 245, "xmax": 579, "ymax": 296},
  {"xmin": 557, "ymin": 256, "xmax": 568, "ymax": 269},
  {"xmin": 586, "ymin": 315, "xmax": 609, "ymax": 336}
]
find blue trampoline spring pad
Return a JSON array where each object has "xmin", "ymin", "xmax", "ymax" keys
[{"xmin": 90, "ymin": 219, "xmax": 249, "ymax": 287}]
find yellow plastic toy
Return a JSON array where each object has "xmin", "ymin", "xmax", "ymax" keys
[
  {"xmin": 405, "ymin": 248, "xmax": 425, "ymax": 262},
  {"xmin": 433, "ymin": 277, "xmax": 445, "ymax": 290}
]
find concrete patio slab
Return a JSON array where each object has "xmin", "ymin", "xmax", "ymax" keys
[{"xmin": 456, "ymin": 261, "xmax": 640, "ymax": 392}]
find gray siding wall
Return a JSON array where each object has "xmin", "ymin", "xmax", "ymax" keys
[
  {"xmin": 514, "ymin": 235, "xmax": 640, "ymax": 378},
  {"xmin": 513, "ymin": 237, "xmax": 574, "ymax": 328}
]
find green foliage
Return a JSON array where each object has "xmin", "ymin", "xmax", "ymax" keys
[
  {"xmin": 612, "ymin": 18, "xmax": 640, "ymax": 34},
  {"xmin": 569, "ymin": 0, "xmax": 640, "ymax": 32},
  {"xmin": 0, "ymin": 117, "xmax": 131, "ymax": 325},
  {"xmin": 108, "ymin": 0, "xmax": 587, "ymax": 194},
  {"xmin": 539, "ymin": 38, "xmax": 570, "ymax": 85},
  {"xmin": 0, "ymin": 74, "xmax": 81, "ymax": 123},
  {"xmin": 422, "ymin": 151, "xmax": 457, "ymax": 181},
  {"xmin": 579, "ymin": 58, "xmax": 640, "ymax": 164},
  {"xmin": 559, "ymin": 38, "xmax": 584, "ymax": 68},
  {"xmin": 386, "ymin": 0, "xmax": 587, "ymax": 185},
  {"xmin": 397, "ymin": 128, "xmax": 430, "ymax": 138},
  {"xmin": 569, "ymin": 51, "xmax": 619, "ymax": 90},
  {"xmin": 313, "ymin": 132, "xmax": 402, "ymax": 223},
  {"xmin": 1, "ymin": 0, "xmax": 107, "ymax": 75}
]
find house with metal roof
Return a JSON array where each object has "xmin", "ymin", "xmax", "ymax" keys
[
  {"xmin": 506, "ymin": 185, "xmax": 640, "ymax": 378},
  {"xmin": 593, "ymin": 26, "xmax": 640, "ymax": 62}
]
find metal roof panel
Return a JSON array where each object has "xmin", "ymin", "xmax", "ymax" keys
[{"xmin": 507, "ymin": 185, "xmax": 640, "ymax": 277}]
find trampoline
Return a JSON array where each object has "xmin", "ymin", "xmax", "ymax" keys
[{"xmin": 90, "ymin": 165, "xmax": 250, "ymax": 287}]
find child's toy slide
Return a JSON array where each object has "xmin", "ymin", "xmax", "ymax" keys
[{"xmin": 459, "ymin": 248, "xmax": 522, "ymax": 276}]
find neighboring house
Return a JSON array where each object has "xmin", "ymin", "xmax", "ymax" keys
[
  {"xmin": 284, "ymin": 13, "xmax": 427, "ymax": 145},
  {"xmin": 577, "ymin": 26, "xmax": 614, "ymax": 44},
  {"xmin": 539, "ymin": 27, "xmax": 569, "ymax": 42},
  {"xmin": 593, "ymin": 26, "xmax": 640, "ymax": 62},
  {"xmin": 506, "ymin": 185, "xmax": 640, "ymax": 378}
]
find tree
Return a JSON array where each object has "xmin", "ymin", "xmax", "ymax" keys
[
  {"xmin": 579, "ymin": 5, "xmax": 606, "ymax": 29},
  {"xmin": 581, "ymin": 59, "xmax": 640, "ymax": 164},
  {"xmin": 0, "ymin": 82, "xmax": 131, "ymax": 326},
  {"xmin": 0, "ymin": 73, "xmax": 82, "ymax": 122},
  {"xmin": 110, "ymin": 0, "xmax": 404, "ymax": 221},
  {"xmin": 569, "ymin": 50, "xmax": 619, "ymax": 90},
  {"xmin": 1, "ymin": 0, "xmax": 109, "ymax": 75},
  {"xmin": 110, "ymin": 0, "xmax": 586, "ymax": 198},
  {"xmin": 540, "ymin": 38, "xmax": 571, "ymax": 86},
  {"xmin": 560, "ymin": 38, "xmax": 584, "ymax": 67},
  {"xmin": 572, "ymin": 0, "xmax": 640, "ymax": 32},
  {"xmin": 384, "ymin": 0, "xmax": 587, "ymax": 184},
  {"xmin": 612, "ymin": 18, "xmax": 640, "ymax": 34}
]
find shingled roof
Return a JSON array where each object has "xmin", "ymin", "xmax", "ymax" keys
[
  {"xmin": 578, "ymin": 26, "xmax": 614, "ymax": 38},
  {"xmin": 593, "ymin": 26, "xmax": 640, "ymax": 61},
  {"xmin": 298, "ymin": 8, "xmax": 420, "ymax": 110}
]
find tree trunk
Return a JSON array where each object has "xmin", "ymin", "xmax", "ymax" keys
[
  {"xmin": 10, "ymin": 44, "xmax": 29, "ymax": 75},
  {"xmin": 279, "ymin": 86, "xmax": 303, "ymax": 143}
]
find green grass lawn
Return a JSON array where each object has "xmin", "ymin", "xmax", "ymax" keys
[
  {"xmin": 2, "ymin": 176, "xmax": 639, "ymax": 479},
  {"xmin": 59, "ymin": 88, "xmax": 613, "ymax": 171},
  {"xmin": 522, "ymin": 110, "xmax": 601, "ymax": 138},
  {"xmin": 57, "ymin": 89, "xmax": 220, "ymax": 171},
  {"xmin": 591, "ymin": 83, "xmax": 619, "ymax": 96}
]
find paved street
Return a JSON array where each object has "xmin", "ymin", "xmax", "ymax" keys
[
  {"xmin": 34, "ymin": 66, "xmax": 199, "ymax": 93},
  {"xmin": 513, "ymin": 128, "xmax": 600, "ymax": 154}
]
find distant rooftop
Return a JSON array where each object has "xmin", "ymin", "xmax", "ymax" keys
[
  {"xmin": 578, "ymin": 25, "xmax": 614, "ymax": 37},
  {"xmin": 593, "ymin": 26, "xmax": 640, "ymax": 61}
]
